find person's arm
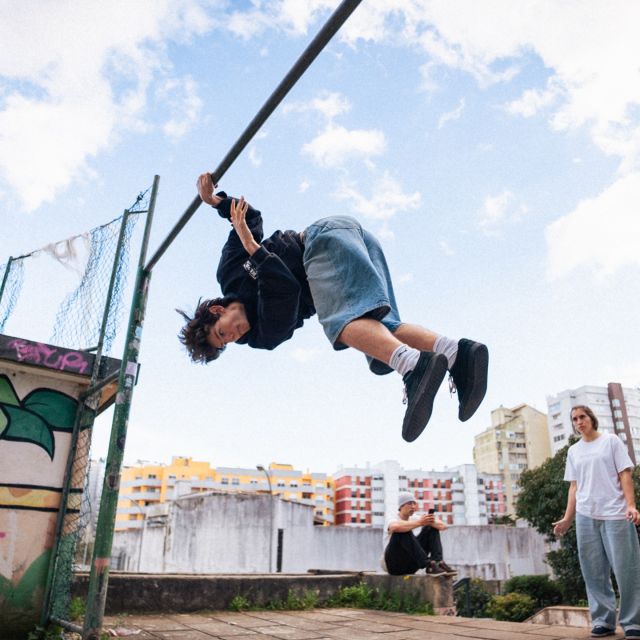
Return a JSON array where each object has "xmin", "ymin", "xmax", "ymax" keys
[
  {"xmin": 431, "ymin": 517, "xmax": 448, "ymax": 531},
  {"xmin": 388, "ymin": 514, "xmax": 432, "ymax": 533},
  {"xmin": 619, "ymin": 469, "xmax": 640, "ymax": 524},
  {"xmin": 552, "ymin": 481, "xmax": 577, "ymax": 536}
]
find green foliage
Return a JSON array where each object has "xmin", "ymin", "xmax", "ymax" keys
[
  {"xmin": 515, "ymin": 437, "xmax": 588, "ymax": 604},
  {"xmin": 229, "ymin": 595, "xmax": 251, "ymax": 612},
  {"xmin": 326, "ymin": 582, "xmax": 432, "ymax": 614},
  {"xmin": 26, "ymin": 625, "xmax": 66, "ymax": 640},
  {"xmin": 515, "ymin": 439, "xmax": 576, "ymax": 538},
  {"xmin": 67, "ymin": 596, "xmax": 86, "ymax": 622},
  {"xmin": 502, "ymin": 575, "xmax": 562, "ymax": 609},
  {"xmin": 326, "ymin": 583, "xmax": 375, "ymax": 608},
  {"xmin": 266, "ymin": 589, "xmax": 318, "ymax": 611},
  {"xmin": 228, "ymin": 582, "xmax": 432, "ymax": 615},
  {"xmin": 485, "ymin": 592, "xmax": 536, "ymax": 622},
  {"xmin": 453, "ymin": 578, "xmax": 491, "ymax": 618},
  {"xmin": 490, "ymin": 515, "xmax": 516, "ymax": 526}
]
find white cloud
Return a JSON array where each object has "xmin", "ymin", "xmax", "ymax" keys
[
  {"xmin": 334, "ymin": 172, "xmax": 421, "ymax": 221},
  {"xmin": 0, "ymin": 0, "xmax": 214, "ymax": 211},
  {"xmin": 284, "ymin": 91, "xmax": 351, "ymax": 120},
  {"xmin": 546, "ymin": 172, "xmax": 640, "ymax": 279},
  {"xmin": 158, "ymin": 76, "xmax": 203, "ymax": 141},
  {"xmin": 248, "ymin": 146, "xmax": 262, "ymax": 167},
  {"xmin": 298, "ymin": 179, "xmax": 311, "ymax": 193},
  {"xmin": 303, "ymin": 124, "xmax": 386, "ymax": 168},
  {"xmin": 479, "ymin": 189, "xmax": 528, "ymax": 234},
  {"xmin": 437, "ymin": 98, "xmax": 465, "ymax": 129},
  {"xmin": 397, "ymin": 272, "xmax": 414, "ymax": 285}
]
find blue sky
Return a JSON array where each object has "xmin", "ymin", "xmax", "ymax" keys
[{"xmin": 1, "ymin": 0, "xmax": 639, "ymax": 474}]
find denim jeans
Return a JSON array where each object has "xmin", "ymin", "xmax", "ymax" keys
[
  {"xmin": 303, "ymin": 216, "xmax": 401, "ymax": 374},
  {"xmin": 576, "ymin": 513, "xmax": 640, "ymax": 632}
]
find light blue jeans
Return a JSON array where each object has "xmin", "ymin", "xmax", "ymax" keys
[
  {"xmin": 576, "ymin": 513, "xmax": 640, "ymax": 632},
  {"xmin": 303, "ymin": 216, "xmax": 402, "ymax": 375}
]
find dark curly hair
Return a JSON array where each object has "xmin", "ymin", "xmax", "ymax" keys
[{"xmin": 176, "ymin": 295, "xmax": 240, "ymax": 363}]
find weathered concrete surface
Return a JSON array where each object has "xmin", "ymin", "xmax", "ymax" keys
[
  {"xmin": 528, "ymin": 605, "xmax": 593, "ymax": 627},
  {"xmin": 72, "ymin": 572, "xmax": 454, "ymax": 615},
  {"xmin": 99, "ymin": 609, "xmax": 600, "ymax": 639},
  {"xmin": 113, "ymin": 490, "xmax": 552, "ymax": 580}
]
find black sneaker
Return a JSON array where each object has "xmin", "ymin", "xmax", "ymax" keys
[
  {"xmin": 402, "ymin": 352, "xmax": 448, "ymax": 442},
  {"xmin": 591, "ymin": 626, "xmax": 615, "ymax": 638},
  {"xmin": 625, "ymin": 630, "xmax": 640, "ymax": 639},
  {"xmin": 449, "ymin": 339, "xmax": 489, "ymax": 422},
  {"xmin": 437, "ymin": 560, "xmax": 457, "ymax": 576},
  {"xmin": 425, "ymin": 560, "xmax": 446, "ymax": 577}
]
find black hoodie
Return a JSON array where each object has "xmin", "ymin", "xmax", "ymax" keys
[{"xmin": 214, "ymin": 195, "xmax": 315, "ymax": 350}]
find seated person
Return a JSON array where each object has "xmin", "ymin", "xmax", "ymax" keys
[{"xmin": 382, "ymin": 492, "xmax": 456, "ymax": 576}]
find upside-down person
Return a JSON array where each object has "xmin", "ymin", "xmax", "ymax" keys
[{"xmin": 177, "ymin": 173, "xmax": 489, "ymax": 442}]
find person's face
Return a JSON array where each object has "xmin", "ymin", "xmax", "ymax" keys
[
  {"xmin": 571, "ymin": 408, "xmax": 596, "ymax": 438},
  {"xmin": 205, "ymin": 302, "xmax": 250, "ymax": 349},
  {"xmin": 399, "ymin": 501, "xmax": 418, "ymax": 519}
]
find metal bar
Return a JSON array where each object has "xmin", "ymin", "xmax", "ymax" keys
[
  {"xmin": 82, "ymin": 176, "xmax": 159, "ymax": 640},
  {"xmin": 0, "ymin": 256, "xmax": 13, "ymax": 308},
  {"xmin": 144, "ymin": 0, "xmax": 362, "ymax": 272},
  {"xmin": 50, "ymin": 616, "xmax": 84, "ymax": 634},
  {"xmin": 79, "ymin": 370, "xmax": 120, "ymax": 400}
]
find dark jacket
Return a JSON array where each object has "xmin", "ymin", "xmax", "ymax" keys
[{"xmin": 215, "ymin": 195, "xmax": 315, "ymax": 350}]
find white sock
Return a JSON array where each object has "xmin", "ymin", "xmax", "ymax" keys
[
  {"xmin": 389, "ymin": 345, "xmax": 421, "ymax": 377},
  {"xmin": 433, "ymin": 335, "xmax": 458, "ymax": 369}
]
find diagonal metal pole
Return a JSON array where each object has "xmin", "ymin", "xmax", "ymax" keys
[{"xmin": 144, "ymin": 0, "xmax": 363, "ymax": 272}]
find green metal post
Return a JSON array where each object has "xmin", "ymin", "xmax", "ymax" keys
[
  {"xmin": 41, "ymin": 208, "xmax": 135, "ymax": 626},
  {"xmin": 82, "ymin": 176, "xmax": 159, "ymax": 640},
  {"xmin": 0, "ymin": 257, "xmax": 13, "ymax": 307}
]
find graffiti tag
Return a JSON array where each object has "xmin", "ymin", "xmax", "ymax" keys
[{"xmin": 7, "ymin": 339, "xmax": 90, "ymax": 374}]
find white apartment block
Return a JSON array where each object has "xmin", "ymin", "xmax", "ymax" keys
[
  {"xmin": 547, "ymin": 383, "xmax": 640, "ymax": 463},
  {"xmin": 333, "ymin": 460, "xmax": 504, "ymax": 527}
]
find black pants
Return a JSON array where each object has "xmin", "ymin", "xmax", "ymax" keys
[{"xmin": 384, "ymin": 527, "xmax": 443, "ymax": 576}]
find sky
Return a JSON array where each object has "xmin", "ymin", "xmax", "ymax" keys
[{"xmin": 1, "ymin": 0, "xmax": 639, "ymax": 476}]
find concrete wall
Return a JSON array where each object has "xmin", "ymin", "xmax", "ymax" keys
[
  {"xmin": 441, "ymin": 524, "xmax": 550, "ymax": 580},
  {"xmin": 112, "ymin": 490, "xmax": 551, "ymax": 581}
]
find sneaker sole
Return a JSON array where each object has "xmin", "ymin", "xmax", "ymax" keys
[
  {"xmin": 458, "ymin": 342, "xmax": 489, "ymax": 422},
  {"xmin": 402, "ymin": 354, "xmax": 448, "ymax": 442}
]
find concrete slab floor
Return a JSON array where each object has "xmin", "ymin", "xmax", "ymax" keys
[{"xmin": 100, "ymin": 609, "xmax": 624, "ymax": 640}]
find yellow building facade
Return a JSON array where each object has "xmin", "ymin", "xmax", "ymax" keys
[
  {"xmin": 116, "ymin": 457, "xmax": 334, "ymax": 530},
  {"xmin": 473, "ymin": 404, "xmax": 550, "ymax": 516}
]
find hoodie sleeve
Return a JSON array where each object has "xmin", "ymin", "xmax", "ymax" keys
[{"xmin": 245, "ymin": 246, "xmax": 302, "ymax": 349}]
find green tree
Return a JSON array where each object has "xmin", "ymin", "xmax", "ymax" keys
[{"xmin": 515, "ymin": 437, "xmax": 586, "ymax": 604}]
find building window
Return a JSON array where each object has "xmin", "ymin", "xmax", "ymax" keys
[
  {"xmin": 231, "ymin": 478, "xmax": 239, "ymax": 485},
  {"xmin": 221, "ymin": 478, "xmax": 229, "ymax": 485}
]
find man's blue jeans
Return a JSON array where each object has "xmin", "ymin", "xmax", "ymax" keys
[{"xmin": 576, "ymin": 513, "xmax": 640, "ymax": 632}]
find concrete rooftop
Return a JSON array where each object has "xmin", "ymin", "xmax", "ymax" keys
[{"xmin": 101, "ymin": 608, "xmax": 609, "ymax": 639}]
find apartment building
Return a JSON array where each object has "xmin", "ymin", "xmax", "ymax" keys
[
  {"xmin": 547, "ymin": 383, "xmax": 640, "ymax": 463},
  {"xmin": 116, "ymin": 457, "xmax": 333, "ymax": 530},
  {"xmin": 473, "ymin": 404, "xmax": 550, "ymax": 515},
  {"xmin": 333, "ymin": 460, "xmax": 504, "ymax": 527}
]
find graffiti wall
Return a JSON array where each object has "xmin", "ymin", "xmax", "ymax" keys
[{"xmin": 0, "ymin": 335, "xmax": 110, "ymax": 637}]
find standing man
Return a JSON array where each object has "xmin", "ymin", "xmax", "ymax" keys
[{"xmin": 382, "ymin": 492, "xmax": 456, "ymax": 576}]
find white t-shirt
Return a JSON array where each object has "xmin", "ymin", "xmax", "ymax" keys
[{"xmin": 564, "ymin": 432, "xmax": 634, "ymax": 519}]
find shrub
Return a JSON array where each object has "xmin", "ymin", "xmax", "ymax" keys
[
  {"xmin": 502, "ymin": 575, "xmax": 562, "ymax": 610},
  {"xmin": 229, "ymin": 595, "xmax": 251, "ymax": 611},
  {"xmin": 453, "ymin": 578, "xmax": 491, "ymax": 618},
  {"xmin": 486, "ymin": 592, "xmax": 536, "ymax": 622}
]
